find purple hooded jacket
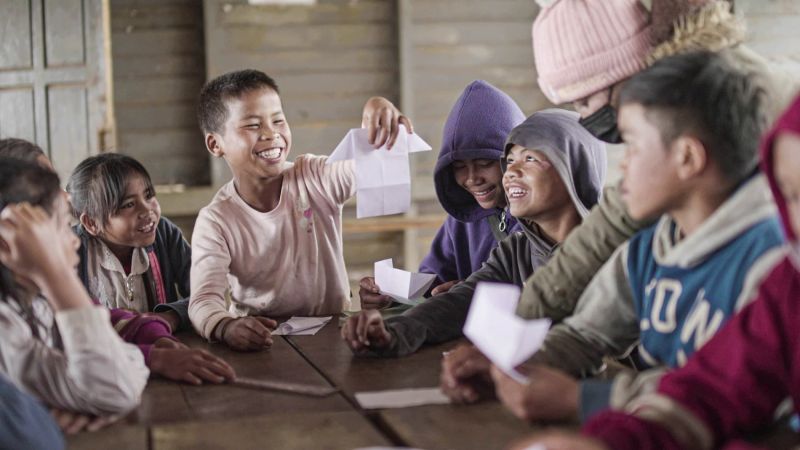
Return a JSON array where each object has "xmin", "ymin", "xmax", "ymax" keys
[{"xmin": 418, "ymin": 80, "xmax": 526, "ymax": 285}]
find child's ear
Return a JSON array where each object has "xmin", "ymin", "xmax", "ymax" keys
[
  {"xmin": 206, "ymin": 133, "xmax": 224, "ymax": 158},
  {"xmin": 673, "ymin": 135, "xmax": 707, "ymax": 180},
  {"xmin": 79, "ymin": 213, "xmax": 101, "ymax": 237}
]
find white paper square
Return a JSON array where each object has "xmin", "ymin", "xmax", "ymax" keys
[{"xmin": 463, "ymin": 282, "xmax": 551, "ymax": 383}]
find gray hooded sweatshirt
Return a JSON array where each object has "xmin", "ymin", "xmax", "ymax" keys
[{"xmin": 364, "ymin": 109, "xmax": 607, "ymax": 357}]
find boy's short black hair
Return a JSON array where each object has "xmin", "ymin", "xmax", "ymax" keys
[
  {"xmin": 0, "ymin": 138, "xmax": 46, "ymax": 165},
  {"xmin": 67, "ymin": 153, "xmax": 154, "ymax": 226},
  {"xmin": 620, "ymin": 49, "xmax": 769, "ymax": 184},
  {"xmin": 197, "ymin": 69, "xmax": 280, "ymax": 135}
]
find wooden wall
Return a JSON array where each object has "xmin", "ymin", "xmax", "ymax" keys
[{"xmin": 110, "ymin": 0, "xmax": 210, "ymax": 186}]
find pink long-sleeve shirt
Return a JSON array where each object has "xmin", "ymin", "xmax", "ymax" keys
[{"xmin": 189, "ymin": 155, "xmax": 355, "ymax": 339}]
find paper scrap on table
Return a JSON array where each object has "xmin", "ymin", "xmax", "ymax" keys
[
  {"xmin": 271, "ymin": 316, "xmax": 332, "ymax": 335},
  {"xmin": 374, "ymin": 259, "xmax": 437, "ymax": 306},
  {"xmin": 327, "ymin": 124, "xmax": 432, "ymax": 218},
  {"xmin": 463, "ymin": 282, "xmax": 551, "ymax": 383},
  {"xmin": 355, "ymin": 387, "xmax": 450, "ymax": 409}
]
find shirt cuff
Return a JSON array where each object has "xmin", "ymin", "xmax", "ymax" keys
[
  {"xmin": 579, "ymin": 379, "xmax": 614, "ymax": 423},
  {"xmin": 55, "ymin": 306, "xmax": 114, "ymax": 350},
  {"xmin": 153, "ymin": 299, "xmax": 190, "ymax": 332}
]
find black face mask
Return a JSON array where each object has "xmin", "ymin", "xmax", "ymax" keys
[{"xmin": 579, "ymin": 104, "xmax": 623, "ymax": 144}]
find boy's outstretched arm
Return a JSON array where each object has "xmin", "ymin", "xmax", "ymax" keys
[{"xmin": 361, "ymin": 97, "xmax": 414, "ymax": 149}]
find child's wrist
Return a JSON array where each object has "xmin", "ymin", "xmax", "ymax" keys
[{"xmin": 214, "ymin": 317, "xmax": 235, "ymax": 341}]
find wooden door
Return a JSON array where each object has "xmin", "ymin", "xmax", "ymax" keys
[{"xmin": 0, "ymin": 0, "xmax": 111, "ymax": 181}]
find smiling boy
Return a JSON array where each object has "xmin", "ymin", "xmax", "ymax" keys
[
  {"xmin": 188, "ymin": 70, "xmax": 411, "ymax": 351},
  {"xmin": 340, "ymin": 109, "xmax": 606, "ymax": 357}
]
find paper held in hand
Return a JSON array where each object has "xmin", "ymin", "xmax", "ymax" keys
[
  {"xmin": 374, "ymin": 258, "xmax": 437, "ymax": 306},
  {"xmin": 462, "ymin": 282, "xmax": 551, "ymax": 383},
  {"xmin": 327, "ymin": 124, "xmax": 432, "ymax": 218}
]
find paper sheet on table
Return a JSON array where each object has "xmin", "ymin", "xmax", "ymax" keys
[
  {"xmin": 355, "ymin": 387, "xmax": 450, "ymax": 409},
  {"xmin": 271, "ymin": 316, "xmax": 332, "ymax": 335},
  {"xmin": 374, "ymin": 259, "xmax": 437, "ymax": 306},
  {"xmin": 327, "ymin": 124, "xmax": 431, "ymax": 218},
  {"xmin": 463, "ymin": 282, "xmax": 551, "ymax": 383}
]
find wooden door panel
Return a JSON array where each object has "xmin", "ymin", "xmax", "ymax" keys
[
  {"xmin": 44, "ymin": 0, "xmax": 86, "ymax": 67},
  {"xmin": 0, "ymin": 0, "xmax": 109, "ymax": 183},
  {"xmin": 0, "ymin": 0, "xmax": 33, "ymax": 70},
  {"xmin": 47, "ymin": 84, "xmax": 89, "ymax": 176},
  {"xmin": 0, "ymin": 88, "xmax": 36, "ymax": 141}
]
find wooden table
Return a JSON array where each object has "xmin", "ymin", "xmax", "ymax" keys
[
  {"xmin": 67, "ymin": 318, "xmax": 800, "ymax": 450},
  {"xmin": 286, "ymin": 320, "xmax": 541, "ymax": 449},
  {"xmin": 152, "ymin": 411, "xmax": 391, "ymax": 450}
]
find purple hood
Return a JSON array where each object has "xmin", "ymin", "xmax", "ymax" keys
[{"xmin": 434, "ymin": 80, "xmax": 526, "ymax": 222}]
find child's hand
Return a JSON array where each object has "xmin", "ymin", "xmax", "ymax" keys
[
  {"xmin": 0, "ymin": 203, "xmax": 71, "ymax": 285},
  {"xmin": 362, "ymin": 96, "xmax": 414, "ymax": 150},
  {"xmin": 222, "ymin": 316, "xmax": 277, "ymax": 351},
  {"xmin": 490, "ymin": 363, "xmax": 579, "ymax": 422},
  {"xmin": 50, "ymin": 409, "xmax": 120, "ymax": 434},
  {"xmin": 153, "ymin": 336, "xmax": 185, "ymax": 349},
  {"xmin": 431, "ymin": 280, "xmax": 462, "ymax": 296},
  {"xmin": 149, "ymin": 347, "xmax": 236, "ymax": 385},
  {"xmin": 340, "ymin": 309, "xmax": 393, "ymax": 352},
  {"xmin": 358, "ymin": 276, "xmax": 392, "ymax": 309},
  {"xmin": 440, "ymin": 344, "xmax": 494, "ymax": 404}
]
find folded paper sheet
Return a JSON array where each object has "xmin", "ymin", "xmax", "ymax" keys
[
  {"xmin": 328, "ymin": 125, "xmax": 431, "ymax": 218},
  {"xmin": 355, "ymin": 387, "xmax": 450, "ymax": 409},
  {"xmin": 463, "ymin": 282, "xmax": 551, "ymax": 383},
  {"xmin": 374, "ymin": 259, "xmax": 437, "ymax": 306},
  {"xmin": 271, "ymin": 316, "xmax": 332, "ymax": 336}
]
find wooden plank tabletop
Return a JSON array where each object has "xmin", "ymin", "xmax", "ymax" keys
[
  {"xmin": 67, "ymin": 425, "xmax": 149, "ymax": 450},
  {"xmin": 285, "ymin": 318, "xmax": 545, "ymax": 450},
  {"xmin": 152, "ymin": 411, "xmax": 391, "ymax": 450},
  {"xmin": 172, "ymin": 332, "xmax": 352, "ymax": 420},
  {"xmin": 379, "ymin": 403, "xmax": 546, "ymax": 450},
  {"xmin": 285, "ymin": 318, "xmax": 454, "ymax": 399}
]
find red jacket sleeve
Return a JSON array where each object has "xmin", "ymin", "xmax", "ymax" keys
[{"xmin": 585, "ymin": 259, "xmax": 795, "ymax": 449}]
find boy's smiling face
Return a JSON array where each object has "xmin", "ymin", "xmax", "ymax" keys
[
  {"xmin": 618, "ymin": 103, "xmax": 684, "ymax": 221},
  {"xmin": 208, "ymin": 87, "xmax": 292, "ymax": 181},
  {"xmin": 452, "ymin": 158, "xmax": 505, "ymax": 209},
  {"xmin": 502, "ymin": 145, "xmax": 573, "ymax": 221}
]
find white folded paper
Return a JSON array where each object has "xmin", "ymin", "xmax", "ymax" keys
[
  {"xmin": 271, "ymin": 316, "xmax": 332, "ymax": 336},
  {"xmin": 328, "ymin": 124, "xmax": 431, "ymax": 218},
  {"xmin": 374, "ymin": 259, "xmax": 437, "ymax": 306},
  {"xmin": 355, "ymin": 387, "xmax": 450, "ymax": 409},
  {"xmin": 463, "ymin": 282, "xmax": 551, "ymax": 383}
]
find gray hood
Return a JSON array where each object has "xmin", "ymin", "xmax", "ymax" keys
[{"xmin": 504, "ymin": 109, "xmax": 608, "ymax": 218}]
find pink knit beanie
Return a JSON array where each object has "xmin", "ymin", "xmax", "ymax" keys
[{"xmin": 533, "ymin": 0, "xmax": 654, "ymax": 104}]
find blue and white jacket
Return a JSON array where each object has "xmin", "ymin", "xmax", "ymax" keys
[{"xmin": 529, "ymin": 174, "xmax": 787, "ymax": 423}]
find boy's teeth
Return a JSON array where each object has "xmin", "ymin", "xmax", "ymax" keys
[
  {"xmin": 257, "ymin": 148, "xmax": 282, "ymax": 159},
  {"xmin": 508, "ymin": 187, "xmax": 528, "ymax": 198},
  {"xmin": 138, "ymin": 222, "xmax": 155, "ymax": 232}
]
